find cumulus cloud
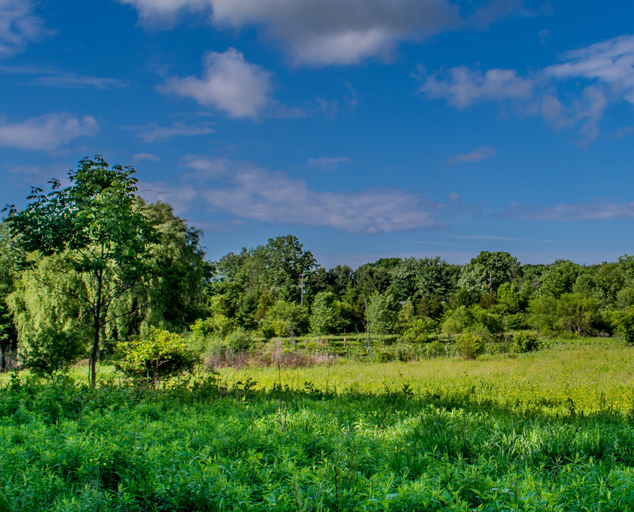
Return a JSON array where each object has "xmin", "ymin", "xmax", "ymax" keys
[
  {"xmin": 306, "ymin": 156, "xmax": 351, "ymax": 171},
  {"xmin": 118, "ymin": 0, "xmax": 526, "ymax": 66},
  {"xmin": 0, "ymin": 112, "xmax": 99, "ymax": 151},
  {"xmin": 132, "ymin": 153, "xmax": 161, "ymax": 163},
  {"xmin": 126, "ymin": 122, "xmax": 213, "ymax": 142},
  {"xmin": 502, "ymin": 200, "xmax": 634, "ymax": 222},
  {"xmin": 158, "ymin": 48, "xmax": 273, "ymax": 118},
  {"xmin": 447, "ymin": 146, "xmax": 496, "ymax": 165},
  {"xmin": 0, "ymin": 0, "xmax": 51, "ymax": 57},
  {"xmin": 418, "ymin": 65, "xmax": 533, "ymax": 108},
  {"xmin": 148, "ymin": 156, "xmax": 447, "ymax": 233}
]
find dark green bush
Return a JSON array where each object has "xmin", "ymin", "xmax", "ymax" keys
[{"xmin": 513, "ymin": 331, "xmax": 540, "ymax": 353}]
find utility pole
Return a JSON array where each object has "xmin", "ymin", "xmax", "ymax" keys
[{"xmin": 300, "ymin": 273, "xmax": 305, "ymax": 306}]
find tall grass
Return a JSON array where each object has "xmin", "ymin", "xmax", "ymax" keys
[{"xmin": 1, "ymin": 338, "xmax": 634, "ymax": 510}]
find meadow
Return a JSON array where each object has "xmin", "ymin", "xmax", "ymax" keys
[{"xmin": 2, "ymin": 338, "xmax": 634, "ymax": 511}]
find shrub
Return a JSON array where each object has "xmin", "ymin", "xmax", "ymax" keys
[
  {"xmin": 225, "ymin": 329, "xmax": 252, "ymax": 352},
  {"xmin": 115, "ymin": 329, "xmax": 200, "ymax": 386},
  {"xmin": 514, "ymin": 331, "xmax": 540, "ymax": 353},
  {"xmin": 18, "ymin": 328, "xmax": 86, "ymax": 376},
  {"xmin": 426, "ymin": 340, "xmax": 446, "ymax": 358},
  {"xmin": 614, "ymin": 309, "xmax": 634, "ymax": 344},
  {"xmin": 402, "ymin": 317, "xmax": 434, "ymax": 343},
  {"xmin": 456, "ymin": 332, "xmax": 485, "ymax": 360},
  {"xmin": 505, "ymin": 313, "xmax": 528, "ymax": 331}
]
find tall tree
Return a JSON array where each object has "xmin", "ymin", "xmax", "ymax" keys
[{"xmin": 5, "ymin": 156, "xmax": 157, "ymax": 386}]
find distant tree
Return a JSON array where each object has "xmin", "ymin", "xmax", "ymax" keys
[
  {"xmin": 5, "ymin": 156, "xmax": 158, "ymax": 386},
  {"xmin": 496, "ymin": 283, "xmax": 521, "ymax": 314},
  {"xmin": 457, "ymin": 263, "xmax": 489, "ymax": 296},
  {"xmin": 528, "ymin": 296, "xmax": 559, "ymax": 334},
  {"xmin": 366, "ymin": 291, "xmax": 398, "ymax": 340},
  {"xmin": 469, "ymin": 251, "xmax": 520, "ymax": 292},
  {"xmin": 310, "ymin": 291, "xmax": 337, "ymax": 336},
  {"xmin": 261, "ymin": 300, "xmax": 309, "ymax": 338},
  {"xmin": 539, "ymin": 260, "xmax": 581, "ymax": 298},
  {"xmin": 556, "ymin": 293, "xmax": 599, "ymax": 336}
]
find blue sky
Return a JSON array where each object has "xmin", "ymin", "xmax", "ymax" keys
[{"xmin": 1, "ymin": 0, "xmax": 634, "ymax": 268}]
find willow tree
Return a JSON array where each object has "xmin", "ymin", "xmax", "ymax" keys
[{"xmin": 5, "ymin": 156, "xmax": 157, "ymax": 386}]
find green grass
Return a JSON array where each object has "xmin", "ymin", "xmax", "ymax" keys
[{"xmin": 2, "ymin": 338, "xmax": 634, "ymax": 510}]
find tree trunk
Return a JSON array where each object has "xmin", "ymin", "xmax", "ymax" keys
[{"xmin": 90, "ymin": 270, "xmax": 103, "ymax": 388}]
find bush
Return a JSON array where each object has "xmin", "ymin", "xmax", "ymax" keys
[
  {"xmin": 456, "ymin": 332, "xmax": 485, "ymax": 360},
  {"xmin": 426, "ymin": 340, "xmax": 446, "ymax": 358},
  {"xmin": 505, "ymin": 313, "xmax": 528, "ymax": 331},
  {"xmin": 115, "ymin": 329, "xmax": 200, "ymax": 386},
  {"xmin": 18, "ymin": 328, "xmax": 86, "ymax": 376},
  {"xmin": 225, "ymin": 329, "xmax": 252, "ymax": 352},
  {"xmin": 514, "ymin": 331, "xmax": 540, "ymax": 353},
  {"xmin": 614, "ymin": 309, "xmax": 634, "ymax": 344}
]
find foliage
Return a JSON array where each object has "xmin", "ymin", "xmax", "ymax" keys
[
  {"xmin": 5, "ymin": 156, "xmax": 158, "ymax": 386},
  {"xmin": 309, "ymin": 291, "xmax": 337, "ymax": 335},
  {"xmin": 613, "ymin": 308, "xmax": 634, "ymax": 344},
  {"xmin": 455, "ymin": 332, "xmax": 485, "ymax": 360},
  {"xmin": 366, "ymin": 291, "xmax": 397, "ymax": 337},
  {"xmin": 261, "ymin": 300, "xmax": 309, "ymax": 338},
  {"xmin": 539, "ymin": 260, "xmax": 581, "ymax": 298},
  {"xmin": 402, "ymin": 317, "xmax": 435, "ymax": 343},
  {"xmin": 556, "ymin": 293, "xmax": 599, "ymax": 335},
  {"xmin": 514, "ymin": 331, "xmax": 540, "ymax": 352},
  {"xmin": 115, "ymin": 329, "xmax": 199, "ymax": 385}
]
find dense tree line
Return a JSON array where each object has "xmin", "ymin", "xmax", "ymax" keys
[{"xmin": 2, "ymin": 157, "xmax": 634, "ymax": 378}]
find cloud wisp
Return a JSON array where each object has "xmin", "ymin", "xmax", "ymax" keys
[
  {"xmin": 0, "ymin": 112, "xmax": 99, "ymax": 151},
  {"xmin": 125, "ymin": 122, "xmax": 213, "ymax": 142},
  {"xmin": 0, "ymin": 0, "xmax": 51, "ymax": 57},
  {"xmin": 143, "ymin": 156, "xmax": 449, "ymax": 234},
  {"xmin": 502, "ymin": 200, "xmax": 634, "ymax": 222},
  {"xmin": 118, "ymin": 0, "xmax": 526, "ymax": 66},
  {"xmin": 159, "ymin": 48, "xmax": 274, "ymax": 119},
  {"xmin": 306, "ymin": 156, "xmax": 351, "ymax": 171},
  {"xmin": 447, "ymin": 146, "xmax": 496, "ymax": 165},
  {"xmin": 0, "ymin": 65, "xmax": 129, "ymax": 89},
  {"xmin": 132, "ymin": 153, "xmax": 161, "ymax": 163}
]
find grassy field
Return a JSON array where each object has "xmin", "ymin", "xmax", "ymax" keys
[{"xmin": 2, "ymin": 338, "xmax": 634, "ymax": 511}]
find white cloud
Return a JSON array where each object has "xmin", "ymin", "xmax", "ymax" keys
[
  {"xmin": 545, "ymin": 34, "xmax": 634, "ymax": 104},
  {"xmin": 118, "ymin": 0, "xmax": 525, "ymax": 66},
  {"xmin": 158, "ymin": 48, "xmax": 273, "ymax": 118},
  {"xmin": 132, "ymin": 153, "xmax": 161, "ymax": 163},
  {"xmin": 306, "ymin": 156, "xmax": 351, "ymax": 171},
  {"xmin": 0, "ymin": 0, "xmax": 50, "ymax": 57},
  {"xmin": 503, "ymin": 200, "xmax": 634, "ymax": 222},
  {"xmin": 152, "ymin": 156, "xmax": 447, "ymax": 233},
  {"xmin": 0, "ymin": 112, "xmax": 99, "ymax": 151},
  {"xmin": 418, "ymin": 35, "xmax": 634, "ymax": 143},
  {"xmin": 447, "ymin": 146, "xmax": 496, "ymax": 165},
  {"xmin": 418, "ymin": 65, "xmax": 533, "ymax": 108},
  {"xmin": 126, "ymin": 122, "xmax": 213, "ymax": 142}
]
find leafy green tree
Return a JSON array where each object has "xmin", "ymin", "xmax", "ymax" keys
[
  {"xmin": 5, "ymin": 156, "xmax": 158, "ymax": 386},
  {"xmin": 310, "ymin": 291, "xmax": 337, "ymax": 335},
  {"xmin": 539, "ymin": 260, "xmax": 581, "ymax": 298},
  {"xmin": 556, "ymin": 293, "xmax": 599, "ymax": 336},
  {"xmin": 496, "ymin": 283, "xmax": 521, "ymax": 314},
  {"xmin": 457, "ymin": 263, "xmax": 489, "ymax": 295},
  {"xmin": 8, "ymin": 253, "xmax": 90, "ymax": 375},
  {"xmin": 261, "ymin": 300, "xmax": 309, "ymax": 338},
  {"xmin": 367, "ymin": 291, "xmax": 398, "ymax": 339},
  {"xmin": 469, "ymin": 251, "xmax": 520, "ymax": 291},
  {"xmin": 416, "ymin": 257, "xmax": 459, "ymax": 302},
  {"xmin": 528, "ymin": 296, "xmax": 559, "ymax": 334}
]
